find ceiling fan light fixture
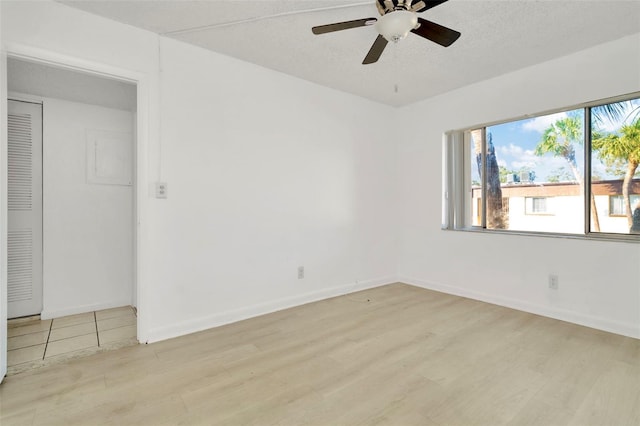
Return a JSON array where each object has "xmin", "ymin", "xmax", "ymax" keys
[{"xmin": 375, "ymin": 10, "xmax": 418, "ymax": 43}]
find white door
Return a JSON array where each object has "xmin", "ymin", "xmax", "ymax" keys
[{"xmin": 7, "ymin": 99, "xmax": 43, "ymax": 318}]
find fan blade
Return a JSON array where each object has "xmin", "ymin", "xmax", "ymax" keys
[
  {"xmin": 362, "ymin": 35, "xmax": 388, "ymax": 65},
  {"xmin": 411, "ymin": 17, "xmax": 460, "ymax": 47},
  {"xmin": 411, "ymin": 0, "xmax": 450, "ymax": 13},
  {"xmin": 312, "ymin": 18, "xmax": 377, "ymax": 35}
]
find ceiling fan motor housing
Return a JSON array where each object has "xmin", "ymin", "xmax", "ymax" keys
[{"xmin": 376, "ymin": 0, "xmax": 425, "ymax": 15}]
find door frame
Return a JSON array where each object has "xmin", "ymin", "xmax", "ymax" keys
[{"xmin": 1, "ymin": 44, "xmax": 150, "ymax": 380}]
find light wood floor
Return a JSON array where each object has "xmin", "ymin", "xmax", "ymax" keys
[{"xmin": 1, "ymin": 283, "xmax": 639, "ymax": 425}]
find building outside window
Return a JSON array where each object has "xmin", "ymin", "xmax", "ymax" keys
[{"xmin": 445, "ymin": 94, "xmax": 640, "ymax": 238}]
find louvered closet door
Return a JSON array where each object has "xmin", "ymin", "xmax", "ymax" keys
[{"xmin": 7, "ymin": 100, "xmax": 43, "ymax": 318}]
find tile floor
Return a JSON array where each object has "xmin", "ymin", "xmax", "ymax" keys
[{"xmin": 7, "ymin": 306, "xmax": 137, "ymax": 374}]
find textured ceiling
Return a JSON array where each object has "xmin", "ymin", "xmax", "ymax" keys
[{"xmin": 59, "ymin": 0, "xmax": 640, "ymax": 106}]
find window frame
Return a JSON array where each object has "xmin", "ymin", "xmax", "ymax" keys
[{"xmin": 442, "ymin": 92, "xmax": 640, "ymax": 243}]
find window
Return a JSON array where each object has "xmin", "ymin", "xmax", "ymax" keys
[
  {"xmin": 610, "ymin": 195, "xmax": 625, "ymax": 216},
  {"xmin": 591, "ymin": 98, "xmax": 640, "ymax": 234},
  {"xmin": 526, "ymin": 197, "xmax": 550, "ymax": 215},
  {"xmin": 609, "ymin": 195, "xmax": 640, "ymax": 216},
  {"xmin": 464, "ymin": 110, "xmax": 583, "ymax": 233},
  {"xmin": 444, "ymin": 94, "xmax": 640, "ymax": 239}
]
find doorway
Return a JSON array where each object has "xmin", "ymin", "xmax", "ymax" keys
[{"xmin": 3, "ymin": 54, "xmax": 143, "ymax": 374}]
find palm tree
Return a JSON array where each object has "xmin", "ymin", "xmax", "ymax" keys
[
  {"xmin": 471, "ymin": 129, "xmax": 506, "ymax": 229},
  {"xmin": 592, "ymin": 101, "xmax": 640, "ymax": 128},
  {"xmin": 592, "ymin": 118, "xmax": 640, "ymax": 228},
  {"xmin": 535, "ymin": 116, "xmax": 601, "ymax": 231}
]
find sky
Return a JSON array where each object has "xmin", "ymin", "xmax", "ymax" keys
[
  {"xmin": 476, "ymin": 98, "xmax": 640, "ymax": 183},
  {"xmin": 488, "ymin": 111, "xmax": 577, "ymax": 182}
]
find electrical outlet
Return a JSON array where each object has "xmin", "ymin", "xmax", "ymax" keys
[
  {"xmin": 549, "ymin": 274, "xmax": 559, "ymax": 290},
  {"xmin": 297, "ymin": 266, "xmax": 304, "ymax": 279},
  {"xmin": 155, "ymin": 182, "xmax": 168, "ymax": 199}
]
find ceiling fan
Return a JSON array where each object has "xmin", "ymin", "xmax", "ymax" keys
[{"xmin": 312, "ymin": 0, "xmax": 460, "ymax": 64}]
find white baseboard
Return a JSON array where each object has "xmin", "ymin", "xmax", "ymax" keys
[
  {"xmin": 41, "ymin": 299, "xmax": 133, "ymax": 320},
  {"xmin": 146, "ymin": 276, "xmax": 397, "ymax": 343},
  {"xmin": 399, "ymin": 275, "xmax": 640, "ymax": 339}
]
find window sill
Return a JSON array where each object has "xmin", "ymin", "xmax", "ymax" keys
[{"xmin": 441, "ymin": 226, "xmax": 640, "ymax": 244}]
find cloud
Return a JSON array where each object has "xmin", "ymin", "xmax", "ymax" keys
[
  {"xmin": 497, "ymin": 144, "xmax": 536, "ymax": 162},
  {"xmin": 498, "ymin": 143, "xmax": 539, "ymax": 169},
  {"xmin": 521, "ymin": 112, "xmax": 568, "ymax": 133},
  {"xmin": 497, "ymin": 143, "xmax": 569, "ymax": 181},
  {"xmin": 512, "ymin": 160, "xmax": 536, "ymax": 169}
]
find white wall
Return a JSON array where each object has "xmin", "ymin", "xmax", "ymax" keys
[
  {"xmin": 40, "ymin": 97, "xmax": 134, "ymax": 318},
  {"xmin": 1, "ymin": 1, "xmax": 398, "ymax": 347},
  {"xmin": 397, "ymin": 33, "xmax": 640, "ymax": 338},
  {"xmin": 146, "ymin": 38, "xmax": 397, "ymax": 340}
]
